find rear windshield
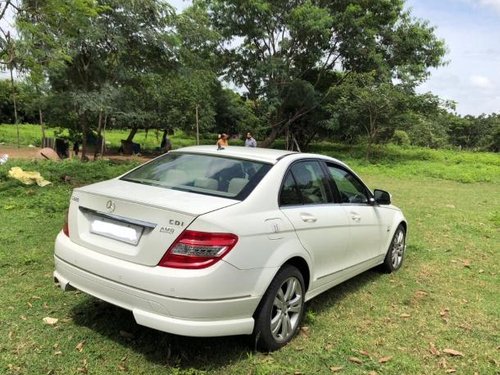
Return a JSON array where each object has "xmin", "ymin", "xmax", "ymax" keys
[{"xmin": 121, "ymin": 152, "xmax": 272, "ymax": 200}]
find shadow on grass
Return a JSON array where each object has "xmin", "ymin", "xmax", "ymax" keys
[
  {"xmin": 70, "ymin": 297, "xmax": 251, "ymax": 370},
  {"xmin": 69, "ymin": 268, "xmax": 384, "ymax": 370}
]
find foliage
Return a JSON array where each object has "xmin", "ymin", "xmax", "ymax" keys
[
  {"xmin": 205, "ymin": 0, "xmax": 446, "ymax": 147},
  {"xmin": 1, "ymin": 1, "xmax": 497, "ymax": 155},
  {"xmin": 448, "ymin": 113, "xmax": 500, "ymax": 151},
  {"xmin": 391, "ymin": 130, "xmax": 411, "ymax": 146}
]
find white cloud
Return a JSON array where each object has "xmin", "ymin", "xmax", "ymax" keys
[
  {"xmin": 478, "ymin": 0, "xmax": 500, "ymax": 13},
  {"xmin": 459, "ymin": 0, "xmax": 500, "ymax": 13},
  {"xmin": 469, "ymin": 75, "xmax": 495, "ymax": 89}
]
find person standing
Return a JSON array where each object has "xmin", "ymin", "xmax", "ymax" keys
[
  {"xmin": 245, "ymin": 132, "xmax": 257, "ymax": 147},
  {"xmin": 217, "ymin": 133, "xmax": 229, "ymax": 149}
]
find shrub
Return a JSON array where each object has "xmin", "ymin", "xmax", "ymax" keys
[{"xmin": 391, "ymin": 130, "xmax": 411, "ymax": 146}]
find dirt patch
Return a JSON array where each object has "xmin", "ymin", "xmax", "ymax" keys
[
  {"xmin": 0, "ymin": 145, "xmax": 40, "ymax": 159},
  {"xmin": 0, "ymin": 145, "xmax": 155, "ymax": 162}
]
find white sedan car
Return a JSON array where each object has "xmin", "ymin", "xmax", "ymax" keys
[{"xmin": 54, "ymin": 145, "xmax": 407, "ymax": 351}]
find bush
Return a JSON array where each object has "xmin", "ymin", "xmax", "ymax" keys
[{"xmin": 391, "ymin": 130, "xmax": 411, "ymax": 146}]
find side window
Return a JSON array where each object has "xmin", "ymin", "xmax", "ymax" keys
[
  {"xmin": 290, "ymin": 161, "xmax": 329, "ymax": 204},
  {"xmin": 327, "ymin": 165, "xmax": 369, "ymax": 204},
  {"xmin": 279, "ymin": 172, "xmax": 302, "ymax": 206}
]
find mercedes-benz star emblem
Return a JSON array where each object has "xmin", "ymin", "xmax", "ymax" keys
[{"xmin": 106, "ymin": 200, "xmax": 116, "ymax": 213}]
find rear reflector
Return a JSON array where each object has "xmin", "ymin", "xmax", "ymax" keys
[
  {"xmin": 63, "ymin": 210, "xmax": 69, "ymax": 237},
  {"xmin": 158, "ymin": 230, "xmax": 238, "ymax": 269}
]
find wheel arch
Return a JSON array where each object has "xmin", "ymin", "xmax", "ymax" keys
[
  {"xmin": 283, "ymin": 256, "xmax": 310, "ymax": 292},
  {"xmin": 399, "ymin": 220, "xmax": 408, "ymax": 234}
]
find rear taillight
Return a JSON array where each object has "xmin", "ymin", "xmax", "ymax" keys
[
  {"xmin": 158, "ymin": 230, "xmax": 238, "ymax": 269},
  {"xmin": 62, "ymin": 210, "xmax": 69, "ymax": 237}
]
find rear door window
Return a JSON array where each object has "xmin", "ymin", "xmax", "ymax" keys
[{"xmin": 279, "ymin": 161, "xmax": 331, "ymax": 205}]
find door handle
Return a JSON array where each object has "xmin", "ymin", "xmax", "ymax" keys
[{"xmin": 300, "ymin": 213, "xmax": 317, "ymax": 223}]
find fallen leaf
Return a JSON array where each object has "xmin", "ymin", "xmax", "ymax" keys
[
  {"xmin": 445, "ymin": 369, "xmax": 456, "ymax": 373},
  {"xmin": 357, "ymin": 350, "xmax": 370, "ymax": 357},
  {"xmin": 43, "ymin": 317, "xmax": 58, "ymax": 325},
  {"xmin": 20, "ymin": 315, "xmax": 27, "ymax": 321},
  {"xmin": 429, "ymin": 342, "xmax": 440, "ymax": 356},
  {"xmin": 54, "ymin": 351, "xmax": 62, "ymax": 356},
  {"xmin": 348, "ymin": 357, "xmax": 363, "ymax": 364},
  {"xmin": 415, "ymin": 290, "xmax": 428, "ymax": 297},
  {"xmin": 378, "ymin": 356, "xmax": 393, "ymax": 363},
  {"xmin": 462, "ymin": 260, "xmax": 471, "ymax": 268},
  {"xmin": 438, "ymin": 358, "xmax": 448, "ymax": 369},
  {"xmin": 76, "ymin": 341, "xmax": 85, "ymax": 352},
  {"xmin": 27, "ymin": 302, "xmax": 33, "ymax": 308},
  {"xmin": 443, "ymin": 348, "xmax": 464, "ymax": 357},
  {"xmin": 300, "ymin": 326, "xmax": 310, "ymax": 336},
  {"xmin": 330, "ymin": 366, "xmax": 343, "ymax": 372},
  {"xmin": 117, "ymin": 363, "xmax": 128, "ymax": 372}
]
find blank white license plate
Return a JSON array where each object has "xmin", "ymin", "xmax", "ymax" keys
[{"xmin": 90, "ymin": 217, "xmax": 143, "ymax": 245}]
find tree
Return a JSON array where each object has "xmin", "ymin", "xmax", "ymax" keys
[
  {"xmin": 448, "ymin": 113, "xmax": 500, "ymax": 151},
  {"xmin": 205, "ymin": 0, "xmax": 446, "ymax": 147},
  {"xmin": 17, "ymin": 0, "xmax": 177, "ymax": 158},
  {"xmin": 328, "ymin": 72, "xmax": 409, "ymax": 157}
]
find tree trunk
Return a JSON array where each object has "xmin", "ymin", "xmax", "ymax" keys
[
  {"xmin": 94, "ymin": 110, "xmax": 103, "ymax": 160},
  {"xmin": 260, "ymin": 126, "xmax": 281, "ymax": 148},
  {"xmin": 126, "ymin": 127, "xmax": 138, "ymax": 142},
  {"xmin": 101, "ymin": 114, "xmax": 107, "ymax": 156},
  {"xmin": 39, "ymin": 108, "xmax": 46, "ymax": 139},
  {"xmin": 80, "ymin": 114, "xmax": 88, "ymax": 160},
  {"xmin": 9, "ymin": 67, "xmax": 19, "ymax": 148}
]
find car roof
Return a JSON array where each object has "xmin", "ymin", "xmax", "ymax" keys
[{"xmin": 173, "ymin": 145, "xmax": 298, "ymax": 164}]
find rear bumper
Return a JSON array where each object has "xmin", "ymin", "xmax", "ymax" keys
[
  {"xmin": 53, "ymin": 232, "xmax": 278, "ymax": 337},
  {"xmin": 54, "ymin": 258, "xmax": 257, "ymax": 337}
]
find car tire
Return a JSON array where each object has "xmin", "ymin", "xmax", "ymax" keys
[
  {"xmin": 252, "ymin": 264, "xmax": 305, "ymax": 351},
  {"xmin": 382, "ymin": 224, "xmax": 406, "ymax": 273}
]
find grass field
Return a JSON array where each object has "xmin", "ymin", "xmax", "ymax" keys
[{"xmin": 0, "ymin": 127, "xmax": 499, "ymax": 374}]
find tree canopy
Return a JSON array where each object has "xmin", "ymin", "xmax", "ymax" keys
[{"xmin": 0, "ymin": 0, "xmax": 497, "ymax": 154}]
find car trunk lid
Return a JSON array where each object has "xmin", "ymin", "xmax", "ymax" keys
[{"xmin": 67, "ymin": 179, "xmax": 237, "ymax": 266}]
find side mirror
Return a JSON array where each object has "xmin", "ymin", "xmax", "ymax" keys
[{"xmin": 373, "ymin": 189, "xmax": 391, "ymax": 205}]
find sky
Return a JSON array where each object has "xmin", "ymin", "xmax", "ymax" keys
[{"xmin": 404, "ymin": 0, "xmax": 500, "ymax": 115}]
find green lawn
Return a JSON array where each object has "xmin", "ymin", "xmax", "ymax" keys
[{"xmin": 0, "ymin": 139, "xmax": 499, "ymax": 374}]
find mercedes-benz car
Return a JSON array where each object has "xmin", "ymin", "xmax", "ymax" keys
[{"xmin": 54, "ymin": 145, "xmax": 407, "ymax": 351}]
